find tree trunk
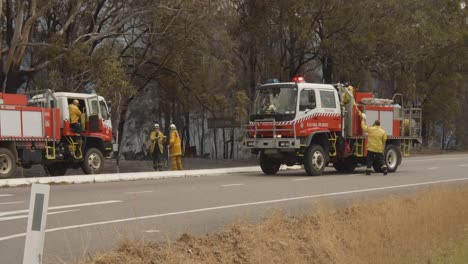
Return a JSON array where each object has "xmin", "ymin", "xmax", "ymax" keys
[
  {"xmin": 230, "ymin": 128, "xmax": 234, "ymax": 159},
  {"xmin": 213, "ymin": 128, "xmax": 218, "ymax": 160},
  {"xmin": 441, "ymin": 123, "xmax": 446, "ymax": 150},
  {"xmin": 200, "ymin": 110, "xmax": 205, "ymax": 157},
  {"xmin": 321, "ymin": 55, "xmax": 333, "ymax": 84},
  {"xmin": 117, "ymin": 101, "xmax": 129, "ymax": 164},
  {"xmin": 222, "ymin": 128, "xmax": 227, "ymax": 159},
  {"xmin": 249, "ymin": 46, "xmax": 257, "ymax": 99},
  {"xmin": 184, "ymin": 112, "xmax": 190, "ymax": 154},
  {"xmin": 2, "ymin": 66, "xmax": 23, "ymax": 94},
  {"xmin": 163, "ymin": 107, "xmax": 170, "ymax": 133}
]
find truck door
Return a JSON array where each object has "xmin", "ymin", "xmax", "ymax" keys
[
  {"xmin": 297, "ymin": 88, "xmax": 318, "ymax": 119},
  {"xmin": 98, "ymin": 98, "xmax": 112, "ymax": 129},
  {"xmin": 86, "ymin": 96, "xmax": 101, "ymax": 132}
]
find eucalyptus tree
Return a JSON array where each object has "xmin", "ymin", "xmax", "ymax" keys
[{"xmin": 0, "ymin": 0, "xmax": 154, "ymax": 94}]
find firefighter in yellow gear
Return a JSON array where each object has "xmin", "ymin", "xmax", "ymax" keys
[
  {"xmin": 150, "ymin": 124, "xmax": 166, "ymax": 171},
  {"xmin": 360, "ymin": 112, "xmax": 388, "ymax": 175},
  {"xmin": 341, "ymin": 85, "xmax": 355, "ymax": 106},
  {"xmin": 68, "ymin": 99, "xmax": 82, "ymax": 134},
  {"xmin": 169, "ymin": 124, "xmax": 183, "ymax": 170}
]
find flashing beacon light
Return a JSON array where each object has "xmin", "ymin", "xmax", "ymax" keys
[
  {"xmin": 292, "ymin": 75, "xmax": 305, "ymax": 83},
  {"xmin": 266, "ymin": 78, "xmax": 280, "ymax": 84}
]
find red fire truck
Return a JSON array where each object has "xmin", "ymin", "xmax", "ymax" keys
[
  {"xmin": 243, "ymin": 77, "xmax": 422, "ymax": 175},
  {"xmin": 0, "ymin": 90, "xmax": 115, "ymax": 178}
]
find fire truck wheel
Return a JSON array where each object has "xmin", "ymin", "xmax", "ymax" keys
[
  {"xmin": 304, "ymin": 145, "xmax": 326, "ymax": 176},
  {"xmin": 0, "ymin": 148, "xmax": 17, "ymax": 178},
  {"xmin": 44, "ymin": 164, "xmax": 68, "ymax": 176},
  {"xmin": 260, "ymin": 153, "xmax": 281, "ymax": 175},
  {"xmin": 333, "ymin": 162, "xmax": 346, "ymax": 172},
  {"xmin": 333, "ymin": 158, "xmax": 357, "ymax": 173},
  {"xmin": 82, "ymin": 148, "xmax": 104, "ymax": 174},
  {"xmin": 384, "ymin": 144, "xmax": 401, "ymax": 173}
]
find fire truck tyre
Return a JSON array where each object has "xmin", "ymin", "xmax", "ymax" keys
[
  {"xmin": 260, "ymin": 153, "xmax": 281, "ymax": 175},
  {"xmin": 372, "ymin": 163, "xmax": 383, "ymax": 173},
  {"xmin": 0, "ymin": 148, "xmax": 17, "ymax": 178},
  {"xmin": 343, "ymin": 158, "xmax": 357, "ymax": 173},
  {"xmin": 384, "ymin": 144, "xmax": 401, "ymax": 173},
  {"xmin": 304, "ymin": 145, "xmax": 326, "ymax": 176},
  {"xmin": 334, "ymin": 158, "xmax": 357, "ymax": 173},
  {"xmin": 44, "ymin": 164, "xmax": 68, "ymax": 176},
  {"xmin": 333, "ymin": 162, "xmax": 346, "ymax": 172},
  {"xmin": 82, "ymin": 148, "xmax": 104, "ymax": 174}
]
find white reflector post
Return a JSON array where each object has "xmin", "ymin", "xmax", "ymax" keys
[{"xmin": 23, "ymin": 184, "xmax": 50, "ymax": 264}]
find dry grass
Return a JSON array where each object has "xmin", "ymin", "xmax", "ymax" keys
[{"xmin": 74, "ymin": 185, "xmax": 468, "ymax": 264}]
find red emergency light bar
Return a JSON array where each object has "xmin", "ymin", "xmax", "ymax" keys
[{"xmin": 292, "ymin": 75, "xmax": 305, "ymax": 83}]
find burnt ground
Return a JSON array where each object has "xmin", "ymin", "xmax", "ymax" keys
[{"xmin": 13, "ymin": 157, "xmax": 258, "ymax": 178}]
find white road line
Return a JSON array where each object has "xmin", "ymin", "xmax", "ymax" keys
[
  {"xmin": 0, "ymin": 200, "xmax": 121, "ymax": 217},
  {"xmin": 125, "ymin": 191, "xmax": 153, "ymax": 195},
  {"xmin": 0, "ymin": 194, "xmax": 13, "ymax": 197},
  {"xmin": 221, "ymin": 184, "xmax": 244, "ymax": 187},
  {"xmin": 1, "ymin": 177, "xmax": 468, "ymax": 242},
  {"xmin": 460, "ymin": 164, "xmax": 468, "ymax": 167},
  {"xmin": 427, "ymin": 167, "xmax": 440, "ymax": 170},
  {"xmin": 293, "ymin": 178, "xmax": 311, "ymax": 181},
  {"xmin": 48, "ymin": 209, "xmax": 80, "ymax": 216},
  {"xmin": 145, "ymin": 230, "xmax": 160, "ymax": 233},
  {"xmin": 0, "ymin": 201, "xmax": 24, "ymax": 206},
  {"xmin": 0, "ymin": 233, "xmax": 25, "ymax": 241},
  {"xmin": 0, "ymin": 209, "xmax": 80, "ymax": 222}
]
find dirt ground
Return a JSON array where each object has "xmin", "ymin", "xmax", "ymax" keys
[{"xmin": 14, "ymin": 157, "xmax": 258, "ymax": 178}]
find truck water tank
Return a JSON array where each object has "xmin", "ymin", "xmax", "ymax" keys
[{"xmin": 393, "ymin": 104, "xmax": 402, "ymax": 120}]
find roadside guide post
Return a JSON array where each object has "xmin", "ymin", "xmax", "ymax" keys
[{"xmin": 23, "ymin": 184, "xmax": 50, "ymax": 264}]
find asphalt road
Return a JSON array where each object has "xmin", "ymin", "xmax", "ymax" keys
[{"xmin": 1, "ymin": 154, "xmax": 468, "ymax": 263}]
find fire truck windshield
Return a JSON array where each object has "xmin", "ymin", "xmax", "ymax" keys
[{"xmin": 251, "ymin": 85, "xmax": 297, "ymax": 121}]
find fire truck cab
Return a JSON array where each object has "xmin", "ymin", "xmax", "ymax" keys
[{"xmin": 243, "ymin": 78, "xmax": 422, "ymax": 176}]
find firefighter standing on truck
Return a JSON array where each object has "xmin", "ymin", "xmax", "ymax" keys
[
  {"xmin": 69, "ymin": 99, "xmax": 82, "ymax": 134},
  {"xmin": 360, "ymin": 113, "xmax": 388, "ymax": 175},
  {"xmin": 150, "ymin": 124, "xmax": 166, "ymax": 171},
  {"xmin": 169, "ymin": 124, "xmax": 183, "ymax": 170}
]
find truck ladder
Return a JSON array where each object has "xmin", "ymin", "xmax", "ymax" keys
[
  {"xmin": 354, "ymin": 138, "xmax": 365, "ymax": 157},
  {"xmin": 401, "ymin": 139, "xmax": 411, "ymax": 157},
  {"xmin": 328, "ymin": 132, "xmax": 338, "ymax": 157},
  {"xmin": 45, "ymin": 141, "xmax": 56, "ymax": 160},
  {"xmin": 66, "ymin": 136, "xmax": 83, "ymax": 159}
]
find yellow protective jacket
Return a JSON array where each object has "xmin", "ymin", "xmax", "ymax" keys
[
  {"xmin": 341, "ymin": 85, "xmax": 355, "ymax": 106},
  {"xmin": 361, "ymin": 121, "xmax": 387, "ymax": 153},
  {"xmin": 68, "ymin": 104, "xmax": 82, "ymax": 124},
  {"xmin": 150, "ymin": 130, "xmax": 164, "ymax": 154},
  {"xmin": 169, "ymin": 130, "xmax": 182, "ymax": 157}
]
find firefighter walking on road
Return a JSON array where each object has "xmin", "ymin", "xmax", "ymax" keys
[
  {"xmin": 169, "ymin": 124, "xmax": 183, "ymax": 170},
  {"xmin": 360, "ymin": 113, "xmax": 388, "ymax": 175},
  {"xmin": 150, "ymin": 124, "xmax": 166, "ymax": 171}
]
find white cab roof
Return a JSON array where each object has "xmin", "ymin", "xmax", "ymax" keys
[
  {"xmin": 30, "ymin": 92, "xmax": 104, "ymax": 100},
  {"xmin": 261, "ymin": 82, "xmax": 336, "ymax": 91}
]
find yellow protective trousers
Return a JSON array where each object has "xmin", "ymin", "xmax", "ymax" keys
[{"xmin": 170, "ymin": 155, "xmax": 183, "ymax": 170}]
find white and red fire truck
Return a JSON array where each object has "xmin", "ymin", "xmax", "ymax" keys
[
  {"xmin": 243, "ymin": 77, "xmax": 422, "ymax": 176},
  {"xmin": 0, "ymin": 90, "xmax": 115, "ymax": 178}
]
